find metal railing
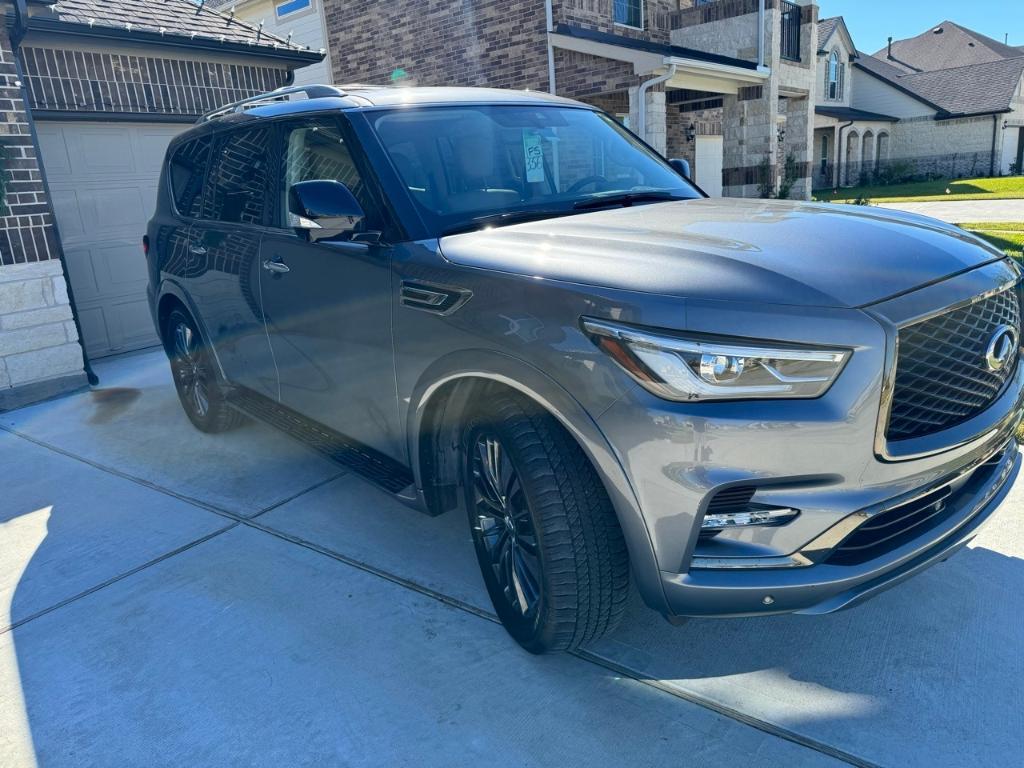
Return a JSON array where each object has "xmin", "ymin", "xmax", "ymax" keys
[{"xmin": 779, "ymin": 1, "xmax": 802, "ymax": 61}]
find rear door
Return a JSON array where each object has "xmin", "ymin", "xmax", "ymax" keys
[
  {"xmin": 257, "ymin": 114, "xmax": 403, "ymax": 460},
  {"xmin": 187, "ymin": 126, "xmax": 277, "ymax": 398}
]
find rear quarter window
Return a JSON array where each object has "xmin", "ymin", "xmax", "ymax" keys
[{"xmin": 169, "ymin": 136, "xmax": 212, "ymax": 219}]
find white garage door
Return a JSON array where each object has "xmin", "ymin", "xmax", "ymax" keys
[
  {"xmin": 694, "ymin": 135, "xmax": 724, "ymax": 197},
  {"xmin": 37, "ymin": 121, "xmax": 187, "ymax": 358}
]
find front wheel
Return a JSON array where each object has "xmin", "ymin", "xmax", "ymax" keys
[{"xmin": 463, "ymin": 394, "xmax": 629, "ymax": 653}]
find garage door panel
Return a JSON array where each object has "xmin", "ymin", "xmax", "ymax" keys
[
  {"xmin": 77, "ymin": 129, "xmax": 139, "ymax": 175},
  {"xmin": 38, "ymin": 120, "xmax": 185, "ymax": 357},
  {"xmin": 75, "ymin": 306, "xmax": 110, "ymax": 358},
  {"xmin": 36, "ymin": 127, "xmax": 72, "ymax": 175},
  {"xmin": 49, "ymin": 187, "xmax": 86, "ymax": 239},
  {"xmin": 62, "ymin": 247, "xmax": 101, "ymax": 301},
  {"xmin": 107, "ymin": 300, "xmax": 159, "ymax": 353},
  {"xmin": 91, "ymin": 242, "xmax": 150, "ymax": 292}
]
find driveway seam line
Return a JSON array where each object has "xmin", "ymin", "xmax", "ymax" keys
[
  {"xmin": 244, "ymin": 516, "xmax": 878, "ymax": 768},
  {"xmin": 0, "ymin": 422, "xmax": 347, "ymax": 522},
  {"xmin": 0, "ymin": 523, "xmax": 238, "ymax": 637}
]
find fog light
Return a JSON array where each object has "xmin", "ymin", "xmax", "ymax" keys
[{"xmin": 701, "ymin": 507, "xmax": 800, "ymax": 532}]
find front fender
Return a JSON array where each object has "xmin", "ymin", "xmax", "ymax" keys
[{"xmin": 407, "ymin": 348, "xmax": 670, "ymax": 616}]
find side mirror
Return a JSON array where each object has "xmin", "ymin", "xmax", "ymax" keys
[
  {"xmin": 669, "ymin": 158, "xmax": 692, "ymax": 180},
  {"xmin": 289, "ymin": 180, "xmax": 365, "ymax": 242}
]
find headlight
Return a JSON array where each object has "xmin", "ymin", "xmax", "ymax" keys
[{"xmin": 583, "ymin": 318, "xmax": 850, "ymax": 401}]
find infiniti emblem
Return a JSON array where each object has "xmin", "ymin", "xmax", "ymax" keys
[{"xmin": 985, "ymin": 324, "xmax": 1018, "ymax": 372}]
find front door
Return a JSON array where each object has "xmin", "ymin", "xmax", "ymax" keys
[{"xmin": 258, "ymin": 115, "xmax": 403, "ymax": 460}]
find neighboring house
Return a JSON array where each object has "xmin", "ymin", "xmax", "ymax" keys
[
  {"xmin": 814, "ymin": 19, "xmax": 1024, "ymax": 189},
  {"xmin": 208, "ymin": 0, "xmax": 332, "ymax": 85},
  {"xmin": 320, "ymin": 0, "xmax": 824, "ymax": 200},
  {"xmin": 0, "ymin": 0, "xmax": 320, "ymax": 409}
]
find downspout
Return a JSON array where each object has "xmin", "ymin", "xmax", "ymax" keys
[
  {"xmin": 637, "ymin": 63, "xmax": 677, "ymax": 151},
  {"xmin": 990, "ymin": 114, "xmax": 1000, "ymax": 177},
  {"xmin": 758, "ymin": 0, "xmax": 766, "ymax": 69},
  {"xmin": 544, "ymin": 0, "xmax": 556, "ymax": 94}
]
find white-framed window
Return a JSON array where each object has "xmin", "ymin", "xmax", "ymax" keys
[
  {"xmin": 275, "ymin": 0, "xmax": 315, "ymax": 20},
  {"xmin": 826, "ymin": 50, "xmax": 844, "ymax": 101},
  {"xmin": 613, "ymin": 0, "xmax": 643, "ymax": 29}
]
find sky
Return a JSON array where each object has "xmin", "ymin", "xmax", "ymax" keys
[{"xmin": 822, "ymin": 0, "xmax": 1024, "ymax": 55}]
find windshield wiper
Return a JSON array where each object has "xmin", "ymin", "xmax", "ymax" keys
[
  {"xmin": 573, "ymin": 192, "xmax": 689, "ymax": 211},
  {"xmin": 439, "ymin": 209, "xmax": 571, "ymax": 238}
]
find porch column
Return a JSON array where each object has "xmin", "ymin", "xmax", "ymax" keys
[
  {"xmin": 833, "ymin": 124, "xmax": 842, "ymax": 189},
  {"xmin": 722, "ymin": 83, "xmax": 779, "ymax": 198},
  {"xmin": 629, "ymin": 85, "xmax": 668, "ymax": 156}
]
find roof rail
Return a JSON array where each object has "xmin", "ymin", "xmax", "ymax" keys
[{"xmin": 196, "ymin": 84, "xmax": 348, "ymax": 124}]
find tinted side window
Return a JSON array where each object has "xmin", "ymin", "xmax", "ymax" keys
[
  {"xmin": 205, "ymin": 128, "xmax": 273, "ymax": 225},
  {"xmin": 279, "ymin": 118, "xmax": 376, "ymax": 228},
  {"xmin": 169, "ymin": 136, "xmax": 211, "ymax": 218}
]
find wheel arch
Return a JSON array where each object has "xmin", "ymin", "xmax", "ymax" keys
[
  {"xmin": 155, "ymin": 279, "xmax": 227, "ymax": 379},
  {"xmin": 408, "ymin": 349, "xmax": 670, "ymax": 615}
]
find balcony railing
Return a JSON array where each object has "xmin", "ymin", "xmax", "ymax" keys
[{"xmin": 780, "ymin": 1, "xmax": 802, "ymax": 61}]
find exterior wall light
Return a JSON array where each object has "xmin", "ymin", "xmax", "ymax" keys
[{"xmin": 686, "ymin": 122, "xmax": 697, "ymax": 143}]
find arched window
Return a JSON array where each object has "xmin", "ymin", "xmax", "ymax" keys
[{"xmin": 827, "ymin": 50, "xmax": 844, "ymax": 100}]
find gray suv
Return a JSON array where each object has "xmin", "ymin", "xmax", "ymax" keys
[{"xmin": 147, "ymin": 85, "xmax": 1022, "ymax": 653}]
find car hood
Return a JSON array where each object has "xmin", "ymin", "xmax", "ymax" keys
[{"xmin": 437, "ymin": 198, "xmax": 1005, "ymax": 308}]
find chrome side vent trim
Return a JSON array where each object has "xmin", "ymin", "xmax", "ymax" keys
[{"xmin": 400, "ymin": 281, "xmax": 472, "ymax": 315}]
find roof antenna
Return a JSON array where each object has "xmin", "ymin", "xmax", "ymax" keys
[
  {"xmin": 256, "ymin": 19, "xmax": 264, "ymax": 43},
  {"xmin": 195, "ymin": 0, "xmax": 205, "ymax": 14},
  {"xmin": 887, "ymin": 36, "xmax": 893, "ymax": 59},
  {"xmin": 226, "ymin": 6, "xmax": 236, "ymax": 27}
]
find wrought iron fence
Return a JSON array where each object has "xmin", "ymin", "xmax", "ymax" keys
[{"xmin": 780, "ymin": 1, "xmax": 802, "ymax": 61}]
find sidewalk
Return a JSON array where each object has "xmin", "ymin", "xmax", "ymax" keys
[{"xmin": 875, "ymin": 199, "xmax": 1024, "ymax": 223}]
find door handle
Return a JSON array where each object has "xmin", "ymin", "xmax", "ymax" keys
[
  {"xmin": 188, "ymin": 244, "xmax": 207, "ymax": 256},
  {"xmin": 262, "ymin": 258, "xmax": 290, "ymax": 274}
]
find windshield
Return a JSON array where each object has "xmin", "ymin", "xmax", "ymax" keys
[{"xmin": 368, "ymin": 104, "xmax": 701, "ymax": 236}]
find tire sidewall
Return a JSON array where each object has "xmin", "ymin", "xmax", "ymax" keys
[{"xmin": 462, "ymin": 407, "xmax": 561, "ymax": 653}]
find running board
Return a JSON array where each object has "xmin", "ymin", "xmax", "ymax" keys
[{"xmin": 228, "ymin": 388, "xmax": 416, "ymax": 497}]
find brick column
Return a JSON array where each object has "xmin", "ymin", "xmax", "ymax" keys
[{"xmin": 0, "ymin": 25, "xmax": 87, "ymax": 409}]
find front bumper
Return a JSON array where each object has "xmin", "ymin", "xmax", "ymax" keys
[
  {"xmin": 659, "ymin": 440, "xmax": 1018, "ymax": 617},
  {"xmin": 589, "ymin": 262, "xmax": 1023, "ymax": 619}
]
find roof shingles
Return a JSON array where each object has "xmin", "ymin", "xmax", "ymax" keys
[{"xmin": 41, "ymin": 0, "xmax": 312, "ymax": 54}]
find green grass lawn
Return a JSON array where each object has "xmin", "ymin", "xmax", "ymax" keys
[
  {"xmin": 957, "ymin": 222, "xmax": 1024, "ymax": 258},
  {"xmin": 816, "ymin": 176, "xmax": 1024, "ymax": 203}
]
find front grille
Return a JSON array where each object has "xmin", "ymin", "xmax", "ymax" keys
[{"xmin": 886, "ymin": 287, "xmax": 1020, "ymax": 442}]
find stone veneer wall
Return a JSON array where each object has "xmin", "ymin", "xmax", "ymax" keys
[{"xmin": 1, "ymin": 21, "xmax": 86, "ymax": 408}]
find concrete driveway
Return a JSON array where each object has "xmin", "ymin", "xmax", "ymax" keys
[
  {"xmin": 875, "ymin": 199, "xmax": 1024, "ymax": 223},
  {"xmin": 2, "ymin": 350, "xmax": 1022, "ymax": 767}
]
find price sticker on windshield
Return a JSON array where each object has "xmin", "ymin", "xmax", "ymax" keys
[{"xmin": 523, "ymin": 131, "xmax": 545, "ymax": 183}]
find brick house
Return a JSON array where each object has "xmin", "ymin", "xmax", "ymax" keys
[
  {"xmin": 814, "ymin": 19, "xmax": 1024, "ymax": 190},
  {"xmin": 311, "ymin": 0, "xmax": 822, "ymax": 199},
  {"xmin": 0, "ymin": 0, "xmax": 320, "ymax": 409}
]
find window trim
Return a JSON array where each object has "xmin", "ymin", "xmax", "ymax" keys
[
  {"xmin": 826, "ymin": 49, "xmax": 844, "ymax": 101},
  {"xmin": 274, "ymin": 0, "xmax": 316, "ymax": 21},
  {"xmin": 613, "ymin": 0, "xmax": 644, "ymax": 31}
]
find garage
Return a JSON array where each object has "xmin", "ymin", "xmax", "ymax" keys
[{"xmin": 36, "ymin": 122, "xmax": 187, "ymax": 359}]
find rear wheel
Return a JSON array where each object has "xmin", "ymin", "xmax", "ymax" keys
[
  {"xmin": 166, "ymin": 308, "xmax": 244, "ymax": 433},
  {"xmin": 463, "ymin": 393, "xmax": 629, "ymax": 653}
]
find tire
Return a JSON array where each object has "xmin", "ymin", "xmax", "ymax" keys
[
  {"xmin": 165, "ymin": 308, "xmax": 245, "ymax": 433},
  {"xmin": 462, "ymin": 393, "xmax": 630, "ymax": 653}
]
